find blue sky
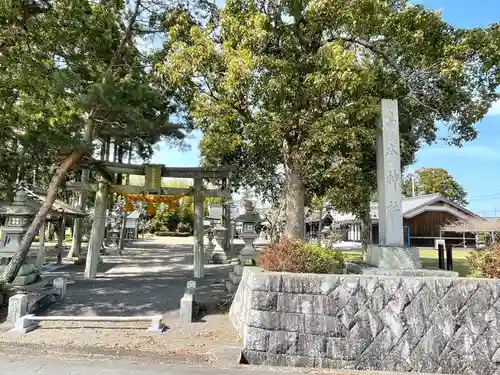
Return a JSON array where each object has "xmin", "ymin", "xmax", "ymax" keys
[{"xmin": 152, "ymin": 0, "xmax": 500, "ymax": 215}]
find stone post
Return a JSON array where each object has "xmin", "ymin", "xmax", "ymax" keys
[
  {"xmin": 193, "ymin": 177, "xmax": 204, "ymax": 279},
  {"xmin": 365, "ymin": 99, "xmax": 421, "ymax": 269},
  {"xmin": 222, "ymin": 204, "xmax": 231, "ymax": 253},
  {"xmin": 7, "ymin": 294, "xmax": 27, "ymax": 323},
  {"xmin": 376, "ymin": 99, "xmax": 404, "ymax": 246},
  {"xmin": 53, "ymin": 277, "xmax": 67, "ymax": 299},
  {"xmin": 36, "ymin": 220, "xmax": 46, "ymax": 269},
  {"xmin": 84, "ymin": 182, "xmax": 109, "ymax": 279},
  {"xmin": 56, "ymin": 215, "xmax": 66, "ymax": 265}
]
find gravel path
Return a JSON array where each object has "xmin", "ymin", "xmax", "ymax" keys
[{"xmin": 0, "ymin": 313, "xmax": 241, "ymax": 366}]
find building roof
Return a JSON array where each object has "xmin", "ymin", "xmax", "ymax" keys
[
  {"xmin": 305, "ymin": 210, "xmax": 332, "ymax": 224},
  {"xmin": 127, "ymin": 211, "xmax": 140, "ymax": 219},
  {"xmin": 0, "ymin": 185, "xmax": 87, "ymax": 218},
  {"xmin": 330, "ymin": 194, "xmax": 483, "ymax": 223}
]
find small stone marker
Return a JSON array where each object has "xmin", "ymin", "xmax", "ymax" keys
[
  {"xmin": 53, "ymin": 277, "xmax": 67, "ymax": 299},
  {"xmin": 147, "ymin": 315, "xmax": 165, "ymax": 333},
  {"xmin": 10, "ymin": 314, "xmax": 39, "ymax": 334},
  {"xmin": 7, "ymin": 294, "xmax": 28, "ymax": 323},
  {"xmin": 180, "ymin": 280, "xmax": 196, "ymax": 323}
]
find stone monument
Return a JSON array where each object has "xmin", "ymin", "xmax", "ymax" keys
[
  {"xmin": 211, "ymin": 224, "xmax": 228, "ymax": 264},
  {"xmin": 364, "ymin": 99, "xmax": 421, "ymax": 269},
  {"xmin": 0, "ymin": 190, "xmax": 40, "ymax": 285}
]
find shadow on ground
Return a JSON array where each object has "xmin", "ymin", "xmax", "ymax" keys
[{"xmin": 39, "ymin": 239, "xmax": 232, "ymax": 318}]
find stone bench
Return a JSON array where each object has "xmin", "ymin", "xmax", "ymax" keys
[{"xmin": 10, "ymin": 314, "xmax": 164, "ymax": 334}]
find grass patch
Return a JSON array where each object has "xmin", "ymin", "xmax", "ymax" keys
[
  {"xmin": 419, "ymin": 249, "xmax": 472, "ymax": 277},
  {"xmin": 342, "ymin": 249, "xmax": 472, "ymax": 277}
]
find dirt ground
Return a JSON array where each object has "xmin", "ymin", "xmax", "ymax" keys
[{"xmin": 0, "ymin": 237, "xmax": 242, "ymax": 367}]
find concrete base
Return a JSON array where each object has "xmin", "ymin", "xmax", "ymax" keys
[
  {"xmin": 233, "ymin": 265, "xmax": 243, "ymax": 276},
  {"xmin": 225, "ymin": 280, "xmax": 238, "ymax": 294},
  {"xmin": 147, "ymin": 315, "xmax": 165, "ymax": 333},
  {"xmin": 254, "ymin": 239, "xmax": 270, "ymax": 252},
  {"xmin": 11, "ymin": 272, "xmax": 40, "ymax": 286},
  {"xmin": 10, "ymin": 316, "xmax": 39, "ymax": 334},
  {"xmin": 239, "ymin": 253, "xmax": 257, "ymax": 266},
  {"xmin": 225, "ymin": 264, "xmax": 245, "ymax": 294},
  {"xmin": 0, "ymin": 263, "xmax": 40, "ymax": 286},
  {"xmin": 346, "ymin": 262, "xmax": 459, "ymax": 277},
  {"xmin": 364, "ymin": 245, "xmax": 421, "ymax": 269},
  {"xmin": 228, "ymin": 271, "xmax": 241, "ymax": 285},
  {"xmin": 147, "ymin": 325, "xmax": 165, "ymax": 334}
]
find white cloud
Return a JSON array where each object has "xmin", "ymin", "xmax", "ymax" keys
[{"xmin": 486, "ymin": 99, "xmax": 500, "ymax": 117}]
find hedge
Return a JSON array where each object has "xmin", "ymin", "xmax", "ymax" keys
[{"xmin": 155, "ymin": 231, "xmax": 191, "ymax": 237}]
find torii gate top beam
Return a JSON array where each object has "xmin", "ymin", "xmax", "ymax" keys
[{"xmin": 76, "ymin": 159, "xmax": 233, "ymax": 179}]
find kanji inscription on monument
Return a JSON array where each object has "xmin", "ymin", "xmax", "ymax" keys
[{"xmin": 376, "ymin": 99, "xmax": 404, "ymax": 246}]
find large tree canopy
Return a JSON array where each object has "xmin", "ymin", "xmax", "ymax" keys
[
  {"xmin": 159, "ymin": 0, "xmax": 499, "ymax": 239},
  {"xmin": 0, "ymin": 0, "xmax": 193, "ymax": 201},
  {"xmin": 1, "ymin": 0, "xmax": 215, "ymax": 283}
]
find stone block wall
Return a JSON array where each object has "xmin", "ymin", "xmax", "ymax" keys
[{"xmin": 229, "ymin": 267, "xmax": 500, "ymax": 374}]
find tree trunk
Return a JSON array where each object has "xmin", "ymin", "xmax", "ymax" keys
[
  {"xmin": 360, "ymin": 199, "xmax": 372, "ymax": 255},
  {"xmin": 284, "ymin": 147, "xmax": 305, "ymax": 240},
  {"xmin": 68, "ymin": 117, "xmax": 94, "ymax": 259},
  {"xmin": 2, "ymin": 151, "xmax": 84, "ymax": 283},
  {"xmin": 118, "ymin": 144, "xmax": 130, "ymax": 251}
]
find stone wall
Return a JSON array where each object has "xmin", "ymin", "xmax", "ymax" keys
[{"xmin": 229, "ymin": 267, "xmax": 500, "ymax": 374}]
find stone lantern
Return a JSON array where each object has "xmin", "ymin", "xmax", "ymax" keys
[
  {"xmin": 0, "ymin": 190, "xmax": 40, "ymax": 285},
  {"xmin": 234, "ymin": 200, "xmax": 261, "ymax": 265},
  {"xmin": 107, "ymin": 228, "xmax": 120, "ymax": 255},
  {"xmin": 82, "ymin": 214, "xmax": 93, "ymax": 242},
  {"xmin": 205, "ymin": 223, "xmax": 215, "ymax": 261},
  {"xmin": 106, "ymin": 208, "xmax": 122, "ymax": 255}
]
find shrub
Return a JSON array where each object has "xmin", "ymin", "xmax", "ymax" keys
[
  {"xmin": 467, "ymin": 244, "xmax": 500, "ymax": 278},
  {"xmin": 259, "ymin": 238, "xmax": 345, "ymax": 274},
  {"xmin": 178, "ymin": 223, "xmax": 192, "ymax": 233},
  {"xmin": 155, "ymin": 231, "xmax": 191, "ymax": 237},
  {"xmin": 324, "ymin": 231, "xmax": 343, "ymax": 250}
]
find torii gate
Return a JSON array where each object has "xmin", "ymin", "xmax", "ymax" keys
[{"xmin": 69, "ymin": 160, "xmax": 233, "ymax": 279}]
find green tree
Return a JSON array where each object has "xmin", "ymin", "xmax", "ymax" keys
[
  {"xmin": 1, "ymin": 0, "xmax": 203, "ymax": 283},
  {"xmin": 155, "ymin": 203, "xmax": 182, "ymax": 232},
  {"xmin": 159, "ymin": 0, "xmax": 500, "ymax": 239},
  {"xmin": 402, "ymin": 168, "xmax": 468, "ymax": 206},
  {"xmin": 180, "ymin": 195, "xmax": 195, "ymax": 230}
]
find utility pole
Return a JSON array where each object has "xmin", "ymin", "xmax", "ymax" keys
[{"xmin": 408, "ymin": 170, "xmax": 417, "ymax": 197}]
